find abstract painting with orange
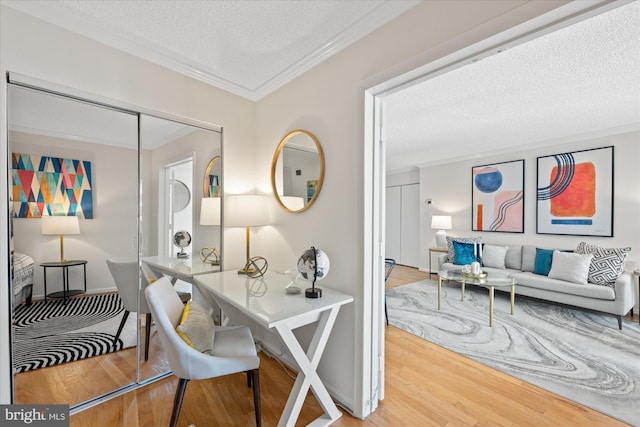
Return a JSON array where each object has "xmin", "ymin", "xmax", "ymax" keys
[
  {"xmin": 549, "ymin": 162, "xmax": 595, "ymax": 217},
  {"xmin": 536, "ymin": 146, "xmax": 613, "ymax": 236}
]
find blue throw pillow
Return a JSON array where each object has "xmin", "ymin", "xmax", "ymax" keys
[
  {"xmin": 533, "ymin": 248, "xmax": 554, "ymax": 276},
  {"xmin": 452, "ymin": 240, "xmax": 478, "ymax": 265}
]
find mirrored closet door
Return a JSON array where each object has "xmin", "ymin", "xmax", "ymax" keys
[{"xmin": 7, "ymin": 78, "xmax": 223, "ymax": 407}]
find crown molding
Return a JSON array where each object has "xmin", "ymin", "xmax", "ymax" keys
[{"xmin": 3, "ymin": 1, "xmax": 419, "ymax": 102}]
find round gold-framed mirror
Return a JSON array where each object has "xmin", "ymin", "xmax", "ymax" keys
[
  {"xmin": 203, "ymin": 156, "xmax": 221, "ymax": 197},
  {"xmin": 270, "ymin": 130, "xmax": 325, "ymax": 213}
]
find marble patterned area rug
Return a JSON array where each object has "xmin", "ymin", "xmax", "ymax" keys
[
  {"xmin": 13, "ymin": 293, "xmax": 137, "ymax": 373},
  {"xmin": 386, "ymin": 280, "xmax": 640, "ymax": 426}
]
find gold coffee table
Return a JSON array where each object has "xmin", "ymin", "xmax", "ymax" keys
[{"xmin": 438, "ymin": 270, "xmax": 516, "ymax": 327}]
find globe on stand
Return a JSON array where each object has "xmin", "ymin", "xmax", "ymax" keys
[
  {"xmin": 297, "ymin": 246, "xmax": 330, "ymax": 298},
  {"xmin": 173, "ymin": 230, "xmax": 192, "ymax": 258}
]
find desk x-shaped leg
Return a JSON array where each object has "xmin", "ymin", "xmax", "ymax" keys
[{"xmin": 274, "ymin": 306, "xmax": 343, "ymax": 427}]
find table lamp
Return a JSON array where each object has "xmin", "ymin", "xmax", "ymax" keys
[
  {"xmin": 224, "ymin": 194, "xmax": 269, "ymax": 274},
  {"xmin": 200, "ymin": 197, "xmax": 221, "ymax": 265},
  {"xmin": 42, "ymin": 215, "xmax": 80, "ymax": 262},
  {"xmin": 431, "ymin": 215, "xmax": 452, "ymax": 248}
]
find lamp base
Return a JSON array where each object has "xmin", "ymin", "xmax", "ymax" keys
[
  {"xmin": 435, "ymin": 230, "xmax": 448, "ymax": 248},
  {"xmin": 305, "ymin": 287, "xmax": 322, "ymax": 298}
]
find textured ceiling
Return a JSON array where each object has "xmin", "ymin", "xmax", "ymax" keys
[
  {"xmin": 2, "ymin": 0, "xmax": 419, "ymax": 101},
  {"xmin": 382, "ymin": 1, "xmax": 640, "ymax": 173},
  {"xmin": 4, "ymin": 1, "xmax": 639, "ymax": 170}
]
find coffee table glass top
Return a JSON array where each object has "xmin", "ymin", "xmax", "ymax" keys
[{"xmin": 439, "ymin": 269, "xmax": 516, "ymax": 287}]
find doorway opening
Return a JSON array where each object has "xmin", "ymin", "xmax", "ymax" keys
[
  {"xmin": 363, "ymin": 0, "xmax": 626, "ymax": 416},
  {"xmin": 159, "ymin": 157, "xmax": 193, "ymax": 258}
]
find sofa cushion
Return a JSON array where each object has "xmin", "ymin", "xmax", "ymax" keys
[
  {"xmin": 446, "ymin": 236, "xmax": 481, "ymax": 262},
  {"xmin": 533, "ymin": 248, "xmax": 554, "ymax": 276},
  {"xmin": 521, "ymin": 245, "xmax": 537, "ymax": 272},
  {"xmin": 548, "ymin": 251, "xmax": 593, "ymax": 285},
  {"xmin": 482, "ymin": 245, "xmax": 508, "ymax": 269},
  {"xmin": 452, "ymin": 240, "xmax": 478, "ymax": 265},
  {"xmin": 504, "ymin": 245, "xmax": 522, "ymax": 270},
  {"xmin": 575, "ymin": 241, "xmax": 631, "ymax": 286},
  {"xmin": 511, "ymin": 272, "xmax": 615, "ymax": 300}
]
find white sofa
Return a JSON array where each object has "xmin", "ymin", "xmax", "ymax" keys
[{"xmin": 438, "ymin": 244, "xmax": 635, "ymax": 329}]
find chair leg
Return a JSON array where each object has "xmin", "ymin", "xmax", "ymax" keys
[
  {"xmin": 249, "ymin": 369, "xmax": 261, "ymax": 427},
  {"xmin": 170, "ymin": 378, "xmax": 189, "ymax": 427},
  {"xmin": 113, "ymin": 310, "xmax": 130, "ymax": 347},
  {"xmin": 385, "ymin": 299, "xmax": 389, "ymax": 326},
  {"xmin": 144, "ymin": 313, "xmax": 152, "ymax": 361},
  {"xmin": 246, "ymin": 371, "xmax": 252, "ymax": 387}
]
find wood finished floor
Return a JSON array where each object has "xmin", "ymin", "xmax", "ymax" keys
[{"xmin": 16, "ymin": 265, "xmax": 636, "ymax": 426}]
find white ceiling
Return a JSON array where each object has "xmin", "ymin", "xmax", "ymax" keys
[
  {"xmin": 382, "ymin": 1, "xmax": 640, "ymax": 173},
  {"xmin": 2, "ymin": 0, "xmax": 419, "ymax": 101}
]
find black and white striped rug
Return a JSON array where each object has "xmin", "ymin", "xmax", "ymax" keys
[{"xmin": 13, "ymin": 293, "xmax": 137, "ymax": 373}]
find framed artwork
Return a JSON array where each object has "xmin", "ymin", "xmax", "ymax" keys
[
  {"xmin": 11, "ymin": 153, "xmax": 93, "ymax": 219},
  {"xmin": 307, "ymin": 180, "xmax": 318, "ymax": 202},
  {"xmin": 472, "ymin": 159, "xmax": 524, "ymax": 233},
  {"xmin": 536, "ymin": 146, "xmax": 613, "ymax": 236}
]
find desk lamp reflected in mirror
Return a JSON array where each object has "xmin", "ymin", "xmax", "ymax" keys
[{"xmin": 41, "ymin": 215, "xmax": 80, "ymax": 262}]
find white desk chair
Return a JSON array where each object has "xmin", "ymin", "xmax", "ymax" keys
[
  {"xmin": 145, "ymin": 276, "xmax": 261, "ymax": 427},
  {"xmin": 106, "ymin": 259, "xmax": 153, "ymax": 361}
]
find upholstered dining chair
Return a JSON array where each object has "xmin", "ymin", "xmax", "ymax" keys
[
  {"xmin": 106, "ymin": 259, "xmax": 153, "ymax": 361},
  {"xmin": 145, "ymin": 276, "xmax": 261, "ymax": 427}
]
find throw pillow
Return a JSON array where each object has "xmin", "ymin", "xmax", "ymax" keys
[
  {"xmin": 575, "ymin": 241, "xmax": 631, "ymax": 286},
  {"xmin": 504, "ymin": 245, "xmax": 522, "ymax": 270},
  {"xmin": 482, "ymin": 245, "xmax": 509, "ymax": 269},
  {"xmin": 176, "ymin": 301, "xmax": 215, "ymax": 354},
  {"xmin": 446, "ymin": 236, "xmax": 482, "ymax": 262},
  {"xmin": 533, "ymin": 248, "xmax": 554, "ymax": 276},
  {"xmin": 548, "ymin": 251, "xmax": 593, "ymax": 284},
  {"xmin": 521, "ymin": 245, "xmax": 537, "ymax": 272},
  {"xmin": 452, "ymin": 240, "xmax": 478, "ymax": 265}
]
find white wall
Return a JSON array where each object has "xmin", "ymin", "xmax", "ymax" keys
[
  {"xmin": 253, "ymin": 0, "xmax": 568, "ymax": 417},
  {"xmin": 386, "ymin": 169, "xmax": 419, "ymax": 187},
  {"xmin": 1, "ymin": 5, "xmax": 254, "ymax": 403},
  {"xmin": 419, "ymin": 131, "xmax": 640, "ymax": 310}
]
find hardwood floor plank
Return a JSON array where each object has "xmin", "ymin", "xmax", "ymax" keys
[{"xmin": 16, "ymin": 264, "xmax": 633, "ymax": 426}]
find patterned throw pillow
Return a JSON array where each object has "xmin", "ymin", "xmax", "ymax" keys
[
  {"xmin": 446, "ymin": 236, "xmax": 482, "ymax": 262},
  {"xmin": 575, "ymin": 241, "xmax": 631, "ymax": 286}
]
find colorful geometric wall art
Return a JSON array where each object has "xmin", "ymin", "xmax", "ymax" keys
[
  {"xmin": 536, "ymin": 146, "xmax": 613, "ymax": 236},
  {"xmin": 472, "ymin": 159, "xmax": 524, "ymax": 233},
  {"xmin": 11, "ymin": 153, "xmax": 93, "ymax": 219}
]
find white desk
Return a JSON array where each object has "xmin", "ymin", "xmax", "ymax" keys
[
  {"xmin": 142, "ymin": 256, "xmax": 219, "ymax": 284},
  {"xmin": 194, "ymin": 270, "xmax": 353, "ymax": 427}
]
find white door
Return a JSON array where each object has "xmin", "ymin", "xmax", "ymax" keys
[
  {"xmin": 400, "ymin": 184, "xmax": 419, "ymax": 267},
  {"xmin": 385, "ymin": 186, "xmax": 401, "ymax": 262}
]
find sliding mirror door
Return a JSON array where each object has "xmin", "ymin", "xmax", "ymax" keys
[
  {"xmin": 139, "ymin": 114, "xmax": 222, "ymax": 382},
  {"xmin": 8, "ymin": 83, "xmax": 139, "ymax": 406}
]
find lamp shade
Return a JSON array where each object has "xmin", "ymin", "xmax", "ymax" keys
[
  {"xmin": 224, "ymin": 194, "xmax": 269, "ymax": 227},
  {"xmin": 200, "ymin": 197, "xmax": 221, "ymax": 225},
  {"xmin": 41, "ymin": 216, "xmax": 80, "ymax": 235},
  {"xmin": 431, "ymin": 215, "xmax": 452, "ymax": 230}
]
